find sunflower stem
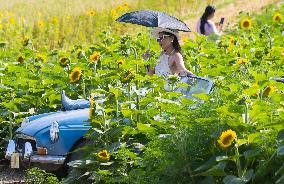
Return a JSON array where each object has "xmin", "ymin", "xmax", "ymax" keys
[
  {"xmin": 116, "ymin": 99, "xmax": 119, "ymax": 118},
  {"xmin": 82, "ymin": 76, "xmax": 86, "ymax": 99},
  {"xmin": 235, "ymin": 144, "xmax": 243, "ymax": 177},
  {"xmin": 93, "ymin": 62, "xmax": 97, "ymax": 78}
]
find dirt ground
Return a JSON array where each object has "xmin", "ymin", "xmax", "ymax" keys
[
  {"xmin": 182, "ymin": 0, "xmax": 282, "ymax": 38},
  {"xmin": 0, "ymin": 160, "xmax": 24, "ymax": 184},
  {"xmin": 0, "ymin": 0, "xmax": 281, "ymax": 183}
]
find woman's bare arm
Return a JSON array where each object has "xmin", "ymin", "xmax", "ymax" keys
[{"xmin": 169, "ymin": 53, "xmax": 192, "ymax": 75}]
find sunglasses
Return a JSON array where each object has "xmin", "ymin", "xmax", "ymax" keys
[{"xmin": 156, "ymin": 35, "xmax": 171, "ymax": 42}]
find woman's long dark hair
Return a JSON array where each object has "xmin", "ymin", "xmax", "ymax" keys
[
  {"xmin": 162, "ymin": 31, "xmax": 181, "ymax": 53},
  {"xmin": 200, "ymin": 5, "xmax": 215, "ymax": 35}
]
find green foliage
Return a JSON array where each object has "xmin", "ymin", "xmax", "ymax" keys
[{"xmin": 25, "ymin": 167, "xmax": 61, "ymax": 184}]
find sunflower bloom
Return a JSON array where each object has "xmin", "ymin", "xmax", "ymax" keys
[
  {"xmin": 229, "ymin": 37, "xmax": 235, "ymax": 45},
  {"xmin": 37, "ymin": 20, "xmax": 45, "ymax": 28},
  {"xmin": 262, "ymin": 85, "xmax": 275, "ymax": 97},
  {"xmin": 182, "ymin": 37, "xmax": 189, "ymax": 43},
  {"xmin": 9, "ymin": 17, "xmax": 15, "ymax": 24},
  {"xmin": 111, "ymin": 9, "xmax": 118, "ymax": 20},
  {"xmin": 17, "ymin": 56, "xmax": 25, "ymax": 63},
  {"xmin": 116, "ymin": 59, "xmax": 124, "ymax": 65},
  {"xmin": 69, "ymin": 67, "xmax": 82, "ymax": 83},
  {"xmin": 86, "ymin": 10, "xmax": 96, "ymax": 17},
  {"xmin": 121, "ymin": 69, "xmax": 135, "ymax": 83},
  {"xmin": 59, "ymin": 57, "xmax": 69, "ymax": 67},
  {"xmin": 98, "ymin": 149, "xmax": 110, "ymax": 161},
  {"xmin": 51, "ymin": 16, "xmax": 59, "ymax": 24},
  {"xmin": 240, "ymin": 18, "xmax": 252, "ymax": 29},
  {"xmin": 218, "ymin": 129, "xmax": 237, "ymax": 149},
  {"xmin": 273, "ymin": 13, "xmax": 282, "ymax": 22},
  {"xmin": 89, "ymin": 51, "xmax": 101, "ymax": 63},
  {"xmin": 237, "ymin": 58, "xmax": 248, "ymax": 65},
  {"xmin": 116, "ymin": 5, "xmax": 124, "ymax": 11},
  {"xmin": 35, "ymin": 54, "xmax": 46, "ymax": 62},
  {"xmin": 22, "ymin": 37, "xmax": 31, "ymax": 46}
]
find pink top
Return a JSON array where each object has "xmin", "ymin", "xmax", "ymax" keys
[{"xmin": 196, "ymin": 19, "xmax": 220, "ymax": 36}]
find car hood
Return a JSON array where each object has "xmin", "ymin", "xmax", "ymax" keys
[{"xmin": 16, "ymin": 108, "xmax": 90, "ymax": 137}]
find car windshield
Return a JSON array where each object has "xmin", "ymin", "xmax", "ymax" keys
[{"xmin": 182, "ymin": 76, "xmax": 213, "ymax": 99}]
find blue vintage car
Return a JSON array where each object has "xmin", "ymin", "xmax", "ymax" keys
[{"xmin": 5, "ymin": 75, "xmax": 213, "ymax": 172}]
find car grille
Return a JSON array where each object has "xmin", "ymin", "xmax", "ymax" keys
[{"xmin": 14, "ymin": 134, "xmax": 37, "ymax": 155}]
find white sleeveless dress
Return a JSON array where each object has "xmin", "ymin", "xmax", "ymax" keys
[
  {"xmin": 154, "ymin": 52, "xmax": 189, "ymax": 93},
  {"xmin": 155, "ymin": 52, "xmax": 172, "ymax": 77}
]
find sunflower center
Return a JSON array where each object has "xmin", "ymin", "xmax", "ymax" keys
[
  {"xmin": 100, "ymin": 152, "xmax": 107, "ymax": 157},
  {"xmin": 222, "ymin": 135, "xmax": 234, "ymax": 145},
  {"xmin": 72, "ymin": 71, "xmax": 80, "ymax": 79},
  {"xmin": 243, "ymin": 21, "xmax": 250, "ymax": 27}
]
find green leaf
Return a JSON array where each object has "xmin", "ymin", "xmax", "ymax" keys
[
  {"xmin": 277, "ymin": 143, "xmax": 284, "ymax": 156},
  {"xmin": 137, "ymin": 123, "xmax": 155, "ymax": 134},
  {"xmin": 216, "ymin": 156, "xmax": 234, "ymax": 162},
  {"xmin": 277, "ymin": 129, "xmax": 284, "ymax": 141},
  {"xmin": 195, "ymin": 162, "xmax": 227, "ymax": 176},
  {"xmin": 276, "ymin": 175, "xmax": 284, "ymax": 184},
  {"xmin": 192, "ymin": 93, "xmax": 209, "ymax": 101},
  {"xmin": 194, "ymin": 156, "xmax": 217, "ymax": 172},
  {"xmin": 223, "ymin": 175, "xmax": 246, "ymax": 184},
  {"xmin": 109, "ymin": 85, "xmax": 121, "ymax": 100},
  {"xmin": 244, "ymin": 149, "xmax": 261, "ymax": 159},
  {"xmin": 99, "ymin": 162, "xmax": 114, "ymax": 166}
]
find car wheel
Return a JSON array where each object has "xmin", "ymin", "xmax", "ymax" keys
[{"xmin": 54, "ymin": 140, "xmax": 88, "ymax": 178}]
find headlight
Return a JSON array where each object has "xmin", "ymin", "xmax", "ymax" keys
[
  {"xmin": 24, "ymin": 142, "xmax": 33, "ymax": 159},
  {"xmin": 50, "ymin": 121, "xmax": 59, "ymax": 143}
]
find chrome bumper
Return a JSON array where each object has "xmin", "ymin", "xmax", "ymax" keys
[
  {"xmin": 5, "ymin": 140, "xmax": 66, "ymax": 165},
  {"xmin": 28, "ymin": 155, "xmax": 66, "ymax": 164}
]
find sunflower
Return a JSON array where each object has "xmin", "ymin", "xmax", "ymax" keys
[
  {"xmin": 9, "ymin": 18, "xmax": 15, "ymax": 24},
  {"xmin": 86, "ymin": 10, "xmax": 96, "ymax": 17},
  {"xmin": 89, "ymin": 98, "xmax": 95, "ymax": 118},
  {"xmin": 229, "ymin": 37, "xmax": 235, "ymax": 45},
  {"xmin": 237, "ymin": 58, "xmax": 248, "ymax": 65},
  {"xmin": 240, "ymin": 18, "xmax": 252, "ymax": 29},
  {"xmin": 22, "ymin": 36, "xmax": 31, "ymax": 46},
  {"xmin": 17, "ymin": 55, "xmax": 25, "ymax": 63},
  {"xmin": 111, "ymin": 9, "xmax": 118, "ymax": 20},
  {"xmin": 217, "ymin": 129, "xmax": 237, "ymax": 149},
  {"xmin": 116, "ymin": 59, "xmax": 124, "ymax": 65},
  {"xmin": 121, "ymin": 69, "xmax": 135, "ymax": 83},
  {"xmin": 35, "ymin": 54, "xmax": 46, "ymax": 62},
  {"xmin": 59, "ymin": 57, "xmax": 69, "ymax": 67},
  {"xmin": 98, "ymin": 149, "xmax": 110, "ymax": 161},
  {"xmin": 262, "ymin": 85, "xmax": 275, "ymax": 97},
  {"xmin": 51, "ymin": 16, "xmax": 59, "ymax": 24},
  {"xmin": 273, "ymin": 13, "xmax": 282, "ymax": 22},
  {"xmin": 69, "ymin": 67, "xmax": 82, "ymax": 83},
  {"xmin": 89, "ymin": 51, "xmax": 101, "ymax": 63},
  {"xmin": 182, "ymin": 37, "xmax": 189, "ymax": 43},
  {"xmin": 37, "ymin": 20, "xmax": 45, "ymax": 28},
  {"xmin": 116, "ymin": 5, "xmax": 124, "ymax": 11}
]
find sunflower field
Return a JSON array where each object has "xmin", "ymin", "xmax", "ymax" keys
[{"xmin": 0, "ymin": 1, "xmax": 284, "ymax": 184}]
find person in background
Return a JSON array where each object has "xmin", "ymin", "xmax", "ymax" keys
[{"xmin": 196, "ymin": 5, "xmax": 223, "ymax": 36}]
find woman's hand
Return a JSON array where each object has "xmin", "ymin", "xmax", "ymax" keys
[
  {"xmin": 142, "ymin": 50, "xmax": 151, "ymax": 61},
  {"xmin": 215, "ymin": 22, "xmax": 223, "ymax": 31}
]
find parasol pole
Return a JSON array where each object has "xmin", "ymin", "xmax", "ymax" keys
[{"xmin": 147, "ymin": 28, "xmax": 151, "ymax": 51}]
